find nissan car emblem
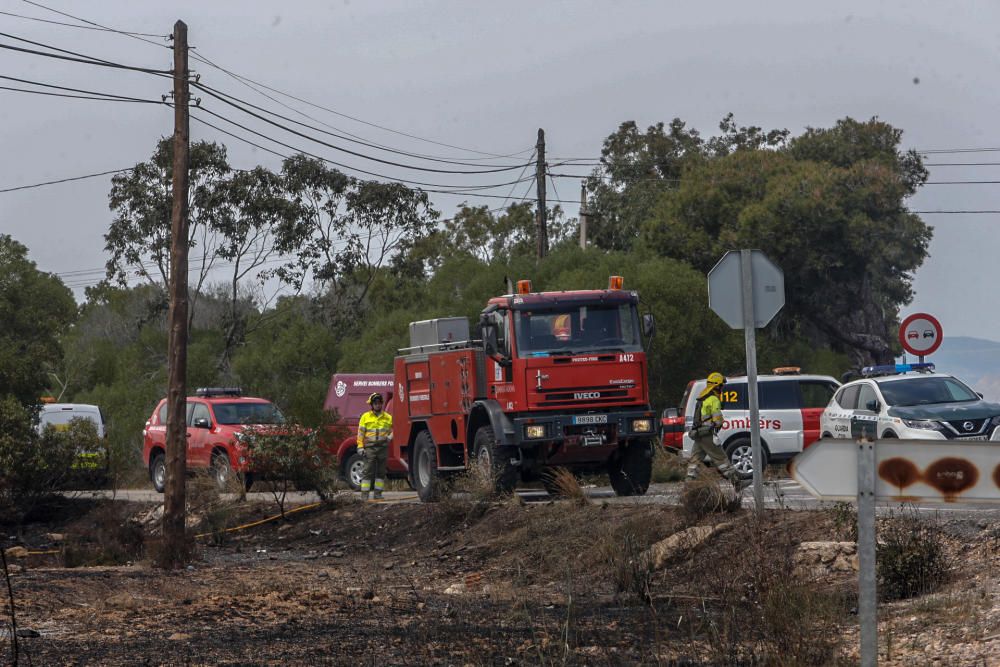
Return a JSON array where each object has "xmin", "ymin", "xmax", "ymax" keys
[{"xmin": 963, "ymin": 421, "xmax": 974, "ymax": 431}]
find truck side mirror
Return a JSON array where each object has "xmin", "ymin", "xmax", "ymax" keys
[
  {"xmin": 642, "ymin": 313, "xmax": 656, "ymax": 339},
  {"xmin": 864, "ymin": 399, "xmax": 880, "ymax": 413},
  {"xmin": 662, "ymin": 407, "xmax": 678, "ymax": 419},
  {"xmin": 193, "ymin": 417, "xmax": 211, "ymax": 429},
  {"xmin": 483, "ymin": 325, "xmax": 499, "ymax": 356}
]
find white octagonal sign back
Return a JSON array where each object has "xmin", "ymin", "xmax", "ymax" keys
[{"xmin": 708, "ymin": 250, "xmax": 785, "ymax": 329}]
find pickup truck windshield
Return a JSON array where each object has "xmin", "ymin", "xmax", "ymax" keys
[
  {"xmin": 514, "ymin": 303, "xmax": 642, "ymax": 357},
  {"xmin": 213, "ymin": 402, "xmax": 286, "ymax": 425},
  {"xmin": 876, "ymin": 376, "xmax": 978, "ymax": 407}
]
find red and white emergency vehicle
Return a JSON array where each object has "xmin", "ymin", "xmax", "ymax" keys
[
  {"xmin": 663, "ymin": 369, "xmax": 840, "ymax": 478},
  {"xmin": 323, "ymin": 373, "xmax": 408, "ymax": 490},
  {"xmin": 391, "ymin": 277, "xmax": 657, "ymax": 501}
]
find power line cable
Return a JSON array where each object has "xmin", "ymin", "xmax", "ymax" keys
[
  {"xmin": 0, "ymin": 74, "xmax": 165, "ymax": 103},
  {"xmin": 190, "ymin": 81, "xmax": 528, "ymax": 169},
  {"xmin": 0, "ymin": 31, "xmax": 170, "ymax": 74},
  {"xmin": 191, "ymin": 82, "xmax": 531, "ymax": 175},
  {"xmin": 187, "ymin": 49, "xmax": 531, "ymax": 160},
  {"xmin": 0, "ymin": 8, "xmax": 167, "ymax": 38},
  {"xmin": 191, "ymin": 105, "xmax": 535, "ymax": 191},
  {"xmin": 0, "ymin": 168, "xmax": 132, "ymax": 194},
  {"xmin": 20, "ymin": 1, "xmax": 532, "ymax": 161},
  {"xmin": 496, "ymin": 149, "xmax": 536, "ymax": 210},
  {"xmin": 0, "ymin": 84, "xmax": 161, "ymax": 103}
]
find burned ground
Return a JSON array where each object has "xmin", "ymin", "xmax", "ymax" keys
[{"xmin": 1, "ymin": 493, "xmax": 998, "ymax": 666}]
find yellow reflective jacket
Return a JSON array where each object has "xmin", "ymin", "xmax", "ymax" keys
[
  {"xmin": 357, "ymin": 410, "xmax": 393, "ymax": 449},
  {"xmin": 700, "ymin": 395, "xmax": 724, "ymax": 430}
]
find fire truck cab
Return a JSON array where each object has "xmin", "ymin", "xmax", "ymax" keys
[{"xmin": 393, "ymin": 277, "xmax": 657, "ymax": 502}]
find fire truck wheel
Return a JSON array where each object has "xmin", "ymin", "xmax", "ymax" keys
[
  {"xmin": 150, "ymin": 453, "xmax": 166, "ymax": 493},
  {"xmin": 413, "ymin": 430, "xmax": 442, "ymax": 502},
  {"xmin": 342, "ymin": 450, "xmax": 366, "ymax": 491},
  {"xmin": 608, "ymin": 440, "xmax": 652, "ymax": 496},
  {"xmin": 473, "ymin": 426, "xmax": 517, "ymax": 495}
]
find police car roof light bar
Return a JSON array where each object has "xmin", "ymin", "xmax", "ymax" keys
[{"xmin": 860, "ymin": 363, "xmax": 935, "ymax": 378}]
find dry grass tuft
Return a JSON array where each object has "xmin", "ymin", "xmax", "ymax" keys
[
  {"xmin": 678, "ymin": 476, "xmax": 741, "ymax": 522},
  {"xmin": 543, "ymin": 468, "xmax": 588, "ymax": 505}
]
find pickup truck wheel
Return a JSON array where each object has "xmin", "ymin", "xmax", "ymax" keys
[
  {"xmin": 473, "ymin": 426, "xmax": 517, "ymax": 495},
  {"xmin": 211, "ymin": 452, "xmax": 233, "ymax": 490},
  {"xmin": 343, "ymin": 450, "xmax": 365, "ymax": 491},
  {"xmin": 608, "ymin": 440, "xmax": 652, "ymax": 496},
  {"xmin": 151, "ymin": 453, "xmax": 166, "ymax": 493},
  {"xmin": 412, "ymin": 431, "xmax": 441, "ymax": 502},
  {"xmin": 725, "ymin": 438, "xmax": 768, "ymax": 479}
]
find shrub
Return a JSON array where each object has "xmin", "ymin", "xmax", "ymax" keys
[
  {"xmin": 877, "ymin": 512, "xmax": 948, "ymax": 601},
  {"xmin": 241, "ymin": 422, "xmax": 338, "ymax": 517},
  {"xmin": 0, "ymin": 396, "xmax": 89, "ymax": 531},
  {"xmin": 62, "ymin": 502, "xmax": 145, "ymax": 567}
]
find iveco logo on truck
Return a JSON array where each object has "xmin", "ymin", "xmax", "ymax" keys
[{"xmin": 574, "ymin": 391, "xmax": 601, "ymax": 400}]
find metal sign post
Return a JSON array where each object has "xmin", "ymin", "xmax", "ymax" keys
[
  {"xmin": 739, "ymin": 250, "xmax": 765, "ymax": 510},
  {"xmin": 708, "ymin": 250, "xmax": 785, "ymax": 510},
  {"xmin": 856, "ymin": 438, "xmax": 877, "ymax": 667}
]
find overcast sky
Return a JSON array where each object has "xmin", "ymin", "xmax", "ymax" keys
[{"xmin": 2, "ymin": 0, "xmax": 999, "ymax": 342}]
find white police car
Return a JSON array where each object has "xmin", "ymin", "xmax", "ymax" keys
[{"xmin": 820, "ymin": 363, "xmax": 1000, "ymax": 441}]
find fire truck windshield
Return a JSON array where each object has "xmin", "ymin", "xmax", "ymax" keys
[{"xmin": 513, "ymin": 303, "xmax": 642, "ymax": 356}]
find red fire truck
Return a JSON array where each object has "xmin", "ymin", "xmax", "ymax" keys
[{"xmin": 392, "ymin": 276, "xmax": 657, "ymax": 502}]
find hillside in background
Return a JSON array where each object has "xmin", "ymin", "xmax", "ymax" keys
[{"xmin": 903, "ymin": 336, "xmax": 1000, "ymax": 401}]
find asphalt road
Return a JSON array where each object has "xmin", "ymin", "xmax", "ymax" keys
[{"xmin": 70, "ymin": 479, "xmax": 1000, "ymax": 516}]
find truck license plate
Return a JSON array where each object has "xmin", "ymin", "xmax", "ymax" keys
[{"xmin": 573, "ymin": 415, "xmax": 607, "ymax": 425}]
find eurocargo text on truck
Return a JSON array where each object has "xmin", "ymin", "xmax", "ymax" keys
[{"xmin": 391, "ymin": 276, "xmax": 657, "ymax": 502}]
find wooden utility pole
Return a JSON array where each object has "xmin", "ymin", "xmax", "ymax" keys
[
  {"xmin": 535, "ymin": 128, "xmax": 547, "ymax": 260},
  {"xmin": 163, "ymin": 19, "xmax": 190, "ymax": 566},
  {"xmin": 579, "ymin": 180, "xmax": 588, "ymax": 250}
]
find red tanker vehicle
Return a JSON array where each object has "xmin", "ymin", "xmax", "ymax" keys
[{"xmin": 366, "ymin": 276, "xmax": 657, "ymax": 502}]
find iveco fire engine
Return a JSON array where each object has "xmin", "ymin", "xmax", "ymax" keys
[{"xmin": 390, "ymin": 276, "xmax": 657, "ymax": 502}]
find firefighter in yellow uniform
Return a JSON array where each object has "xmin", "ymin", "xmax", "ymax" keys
[
  {"xmin": 686, "ymin": 372, "xmax": 749, "ymax": 492},
  {"xmin": 357, "ymin": 392, "xmax": 393, "ymax": 500}
]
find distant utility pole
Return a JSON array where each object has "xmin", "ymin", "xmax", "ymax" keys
[
  {"xmin": 579, "ymin": 180, "xmax": 588, "ymax": 250},
  {"xmin": 535, "ymin": 128, "xmax": 547, "ymax": 261},
  {"xmin": 163, "ymin": 19, "xmax": 190, "ymax": 566}
]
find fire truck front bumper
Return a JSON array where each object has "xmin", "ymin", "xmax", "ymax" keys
[{"xmin": 511, "ymin": 409, "xmax": 655, "ymax": 450}]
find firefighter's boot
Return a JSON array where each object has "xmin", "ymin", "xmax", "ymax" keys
[{"xmin": 373, "ymin": 479, "xmax": 385, "ymax": 500}]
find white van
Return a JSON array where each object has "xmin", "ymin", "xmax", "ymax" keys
[
  {"xmin": 37, "ymin": 403, "xmax": 106, "ymax": 438},
  {"xmin": 37, "ymin": 403, "xmax": 107, "ymax": 471},
  {"xmin": 679, "ymin": 370, "xmax": 840, "ymax": 477}
]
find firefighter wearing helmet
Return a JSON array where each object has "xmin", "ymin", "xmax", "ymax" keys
[
  {"xmin": 357, "ymin": 392, "xmax": 393, "ymax": 500},
  {"xmin": 686, "ymin": 372, "xmax": 748, "ymax": 492}
]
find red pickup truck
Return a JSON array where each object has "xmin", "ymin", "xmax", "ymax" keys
[{"xmin": 323, "ymin": 373, "xmax": 409, "ymax": 490}]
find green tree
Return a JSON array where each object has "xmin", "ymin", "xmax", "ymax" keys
[
  {"xmin": 643, "ymin": 117, "xmax": 931, "ymax": 365},
  {"xmin": 0, "ymin": 235, "xmax": 76, "ymax": 406}
]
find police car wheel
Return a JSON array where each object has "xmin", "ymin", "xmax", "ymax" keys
[{"xmin": 725, "ymin": 438, "xmax": 767, "ymax": 479}]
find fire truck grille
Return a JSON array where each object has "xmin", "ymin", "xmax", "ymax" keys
[{"xmin": 538, "ymin": 386, "xmax": 633, "ymax": 406}]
